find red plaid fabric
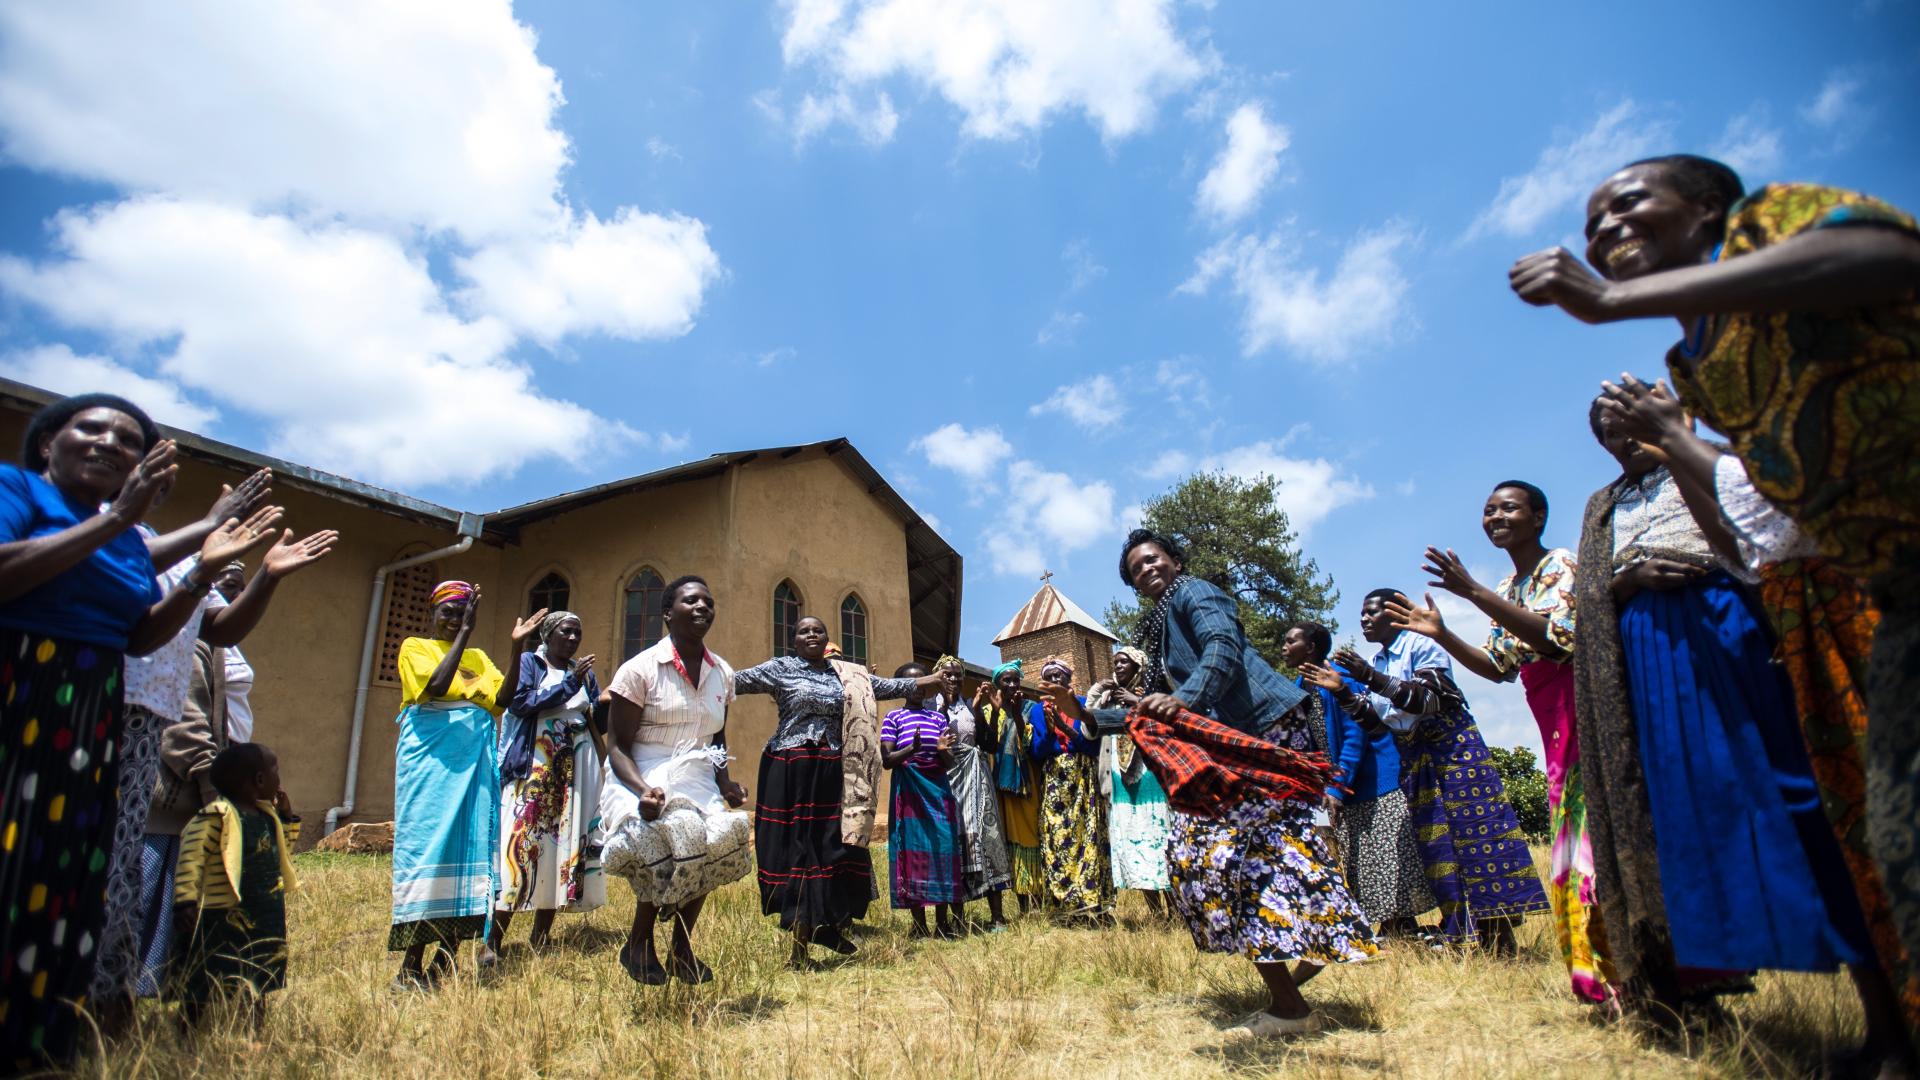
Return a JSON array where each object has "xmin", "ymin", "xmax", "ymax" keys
[{"xmin": 1126, "ymin": 707, "xmax": 1335, "ymax": 818}]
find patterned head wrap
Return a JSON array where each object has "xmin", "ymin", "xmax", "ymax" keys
[
  {"xmin": 991, "ymin": 658, "xmax": 1023, "ymax": 681},
  {"xmin": 1039, "ymin": 658, "xmax": 1074, "ymax": 684},
  {"xmin": 824, "ymin": 642, "xmax": 841, "ymax": 658},
  {"xmin": 1111, "ymin": 645, "xmax": 1148, "ymax": 690},
  {"xmin": 430, "ymin": 580, "xmax": 476, "ymax": 607},
  {"xmin": 536, "ymin": 610, "xmax": 581, "ymax": 642},
  {"xmin": 935, "ymin": 653, "xmax": 963, "ymax": 673}
]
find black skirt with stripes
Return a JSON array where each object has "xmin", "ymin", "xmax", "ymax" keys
[{"xmin": 754, "ymin": 743, "xmax": 873, "ymax": 930}]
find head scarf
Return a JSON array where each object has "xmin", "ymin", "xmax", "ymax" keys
[
  {"xmin": 1039, "ymin": 658, "xmax": 1073, "ymax": 684},
  {"xmin": 991, "ymin": 658, "xmax": 1023, "ymax": 681},
  {"xmin": 824, "ymin": 642, "xmax": 842, "ymax": 659},
  {"xmin": 935, "ymin": 653, "xmax": 963, "ymax": 672},
  {"xmin": 1111, "ymin": 646, "xmax": 1148, "ymax": 690},
  {"xmin": 536, "ymin": 609, "xmax": 580, "ymax": 643},
  {"xmin": 430, "ymin": 580, "xmax": 476, "ymax": 607}
]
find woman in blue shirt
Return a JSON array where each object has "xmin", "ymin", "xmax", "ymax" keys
[{"xmin": 0, "ymin": 393, "xmax": 269, "ymax": 1070}]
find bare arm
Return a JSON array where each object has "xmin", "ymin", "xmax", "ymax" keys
[
  {"xmin": 145, "ymin": 468, "xmax": 272, "ymax": 573},
  {"xmin": 201, "ymin": 528, "xmax": 337, "ymax": 646},
  {"xmin": 1512, "ymin": 226, "xmax": 1920, "ymax": 324},
  {"xmin": 0, "ymin": 441, "xmax": 176, "ymax": 605}
]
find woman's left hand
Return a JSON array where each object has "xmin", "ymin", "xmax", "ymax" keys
[
  {"xmin": 719, "ymin": 778, "xmax": 748, "ymax": 808},
  {"xmin": 261, "ymin": 527, "xmax": 339, "ymax": 579},
  {"xmin": 511, "ymin": 607, "xmax": 548, "ymax": 644},
  {"xmin": 1509, "ymin": 247, "xmax": 1621, "ymax": 324},
  {"xmin": 199, "ymin": 504, "xmax": 284, "ymax": 565},
  {"xmin": 1137, "ymin": 692, "xmax": 1187, "ymax": 722},
  {"xmin": 1597, "ymin": 374, "xmax": 1689, "ymax": 448}
]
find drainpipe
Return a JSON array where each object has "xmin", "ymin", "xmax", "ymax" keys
[{"xmin": 324, "ymin": 512, "xmax": 486, "ymax": 837}]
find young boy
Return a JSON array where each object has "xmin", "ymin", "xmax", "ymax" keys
[
  {"xmin": 880, "ymin": 663, "xmax": 965, "ymax": 938},
  {"xmin": 172, "ymin": 743, "xmax": 300, "ymax": 1027}
]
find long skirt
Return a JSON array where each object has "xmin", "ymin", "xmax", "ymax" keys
[
  {"xmin": 947, "ymin": 744, "xmax": 1011, "ymax": 897},
  {"xmin": 1621, "ymin": 571, "xmax": 1870, "ymax": 972},
  {"xmin": 601, "ymin": 746, "xmax": 751, "ymax": 908},
  {"xmin": 889, "ymin": 764, "xmax": 965, "ymax": 906},
  {"xmin": 1040, "ymin": 752, "xmax": 1112, "ymax": 914},
  {"xmin": 755, "ymin": 743, "xmax": 873, "ymax": 929},
  {"xmin": 497, "ymin": 721, "xmax": 606, "ymax": 914},
  {"xmin": 997, "ymin": 783, "xmax": 1043, "ymax": 899},
  {"xmin": 0, "ymin": 629, "xmax": 125, "ymax": 1070},
  {"xmin": 133, "ymin": 834, "xmax": 181, "ymax": 997},
  {"xmin": 1865, "ymin": 563, "xmax": 1920, "ymax": 998},
  {"xmin": 390, "ymin": 701, "xmax": 499, "ymax": 951},
  {"xmin": 1400, "ymin": 700, "xmax": 1551, "ymax": 943},
  {"xmin": 1763, "ymin": 559, "xmax": 1920, "ymax": 1031},
  {"xmin": 1334, "ymin": 788, "xmax": 1434, "ymax": 924},
  {"xmin": 1109, "ymin": 764, "xmax": 1171, "ymax": 891},
  {"xmin": 1519, "ymin": 659, "xmax": 1613, "ymax": 1003},
  {"xmin": 1168, "ymin": 798, "xmax": 1379, "ymax": 964},
  {"xmin": 89, "ymin": 702, "xmax": 169, "ymax": 1004}
]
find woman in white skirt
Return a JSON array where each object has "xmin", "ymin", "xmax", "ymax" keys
[{"xmin": 601, "ymin": 575, "xmax": 752, "ymax": 984}]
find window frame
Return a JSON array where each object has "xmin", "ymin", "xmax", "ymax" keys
[{"xmin": 773, "ymin": 579, "xmax": 804, "ymax": 658}]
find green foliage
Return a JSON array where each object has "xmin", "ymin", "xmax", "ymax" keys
[
  {"xmin": 1100, "ymin": 471, "xmax": 1338, "ymax": 671},
  {"xmin": 1488, "ymin": 744, "xmax": 1551, "ymax": 843}
]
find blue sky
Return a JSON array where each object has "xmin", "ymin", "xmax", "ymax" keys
[{"xmin": 1, "ymin": 1, "xmax": 1916, "ymax": 749}]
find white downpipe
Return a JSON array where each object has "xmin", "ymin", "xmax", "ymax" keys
[{"xmin": 324, "ymin": 524, "xmax": 480, "ymax": 836}]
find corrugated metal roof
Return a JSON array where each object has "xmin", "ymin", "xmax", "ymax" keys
[{"xmin": 992, "ymin": 583, "xmax": 1116, "ymax": 645}]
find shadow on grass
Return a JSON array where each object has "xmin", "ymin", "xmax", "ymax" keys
[{"xmin": 553, "ymin": 922, "xmax": 629, "ymax": 955}]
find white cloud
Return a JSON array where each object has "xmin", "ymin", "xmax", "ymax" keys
[
  {"xmin": 456, "ymin": 209, "xmax": 721, "ymax": 343},
  {"xmin": 1005, "ymin": 459, "xmax": 1115, "ymax": 549},
  {"xmin": 0, "ymin": 0, "xmax": 569, "ymax": 242},
  {"xmin": 791, "ymin": 87, "xmax": 901, "ymax": 145},
  {"xmin": 1180, "ymin": 439, "xmax": 1374, "ymax": 537},
  {"xmin": 757, "ymin": 346, "xmax": 798, "ymax": 367},
  {"xmin": 1034, "ymin": 309, "xmax": 1086, "ymax": 346},
  {"xmin": 984, "ymin": 533, "xmax": 1047, "ymax": 577},
  {"xmin": 910, "ymin": 422, "xmax": 1014, "ymax": 483},
  {"xmin": 1466, "ymin": 101, "xmax": 1670, "ymax": 241},
  {"xmin": 0, "ymin": 198, "xmax": 642, "ymax": 488},
  {"xmin": 774, "ymin": 0, "xmax": 1211, "ymax": 144},
  {"xmin": 1181, "ymin": 222, "xmax": 1416, "ymax": 363},
  {"xmin": 1030, "ymin": 373, "xmax": 1125, "ymax": 431},
  {"xmin": 0, "ymin": 344, "xmax": 218, "ymax": 430},
  {"xmin": 1063, "ymin": 239, "xmax": 1107, "ymax": 292},
  {"xmin": 1801, "ymin": 72, "xmax": 1862, "ymax": 129},
  {"xmin": 644, "ymin": 136, "xmax": 682, "ymax": 161},
  {"xmin": 1152, "ymin": 357, "xmax": 1212, "ymax": 407},
  {"xmin": 1196, "ymin": 102, "xmax": 1289, "ymax": 224},
  {"xmin": 1708, "ymin": 106, "xmax": 1784, "ymax": 178}
]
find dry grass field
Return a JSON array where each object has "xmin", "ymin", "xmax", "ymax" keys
[{"xmin": 78, "ymin": 847, "xmax": 1858, "ymax": 1079}]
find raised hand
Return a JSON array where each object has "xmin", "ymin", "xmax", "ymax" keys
[
  {"xmin": 1385, "ymin": 593, "xmax": 1447, "ymax": 639},
  {"xmin": 1420, "ymin": 547, "xmax": 1481, "ymax": 599},
  {"xmin": 107, "ymin": 439, "xmax": 179, "ymax": 522},
  {"xmin": 574, "ymin": 654, "xmax": 597, "ymax": 679},
  {"xmin": 1330, "ymin": 646, "xmax": 1371, "ymax": 680},
  {"xmin": 1297, "ymin": 662, "xmax": 1347, "ymax": 692},
  {"xmin": 511, "ymin": 607, "xmax": 548, "ymax": 644},
  {"xmin": 273, "ymin": 789, "xmax": 294, "ymax": 818},
  {"xmin": 1509, "ymin": 247, "xmax": 1619, "ymax": 323},
  {"xmin": 199, "ymin": 504, "xmax": 284, "ymax": 565},
  {"xmin": 203, "ymin": 468, "xmax": 272, "ymax": 529},
  {"xmin": 261, "ymin": 527, "xmax": 337, "ymax": 579},
  {"xmin": 461, "ymin": 587, "xmax": 483, "ymax": 633},
  {"xmin": 1597, "ymin": 374, "xmax": 1689, "ymax": 450}
]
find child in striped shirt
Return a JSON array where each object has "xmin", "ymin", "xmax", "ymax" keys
[{"xmin": 880, "ymin": 663, "xmax": 965, "ymax": 938}]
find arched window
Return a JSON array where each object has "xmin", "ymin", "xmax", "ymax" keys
[
  {"xmin": 623, "ymin": 567, "xmax": 667, "ymax": 660},
  {"xmin": 377, "ymin": 559, "xmax": 439, "ymax": 683},
  {"xmin": 839, "ymin": 593, "xmax": 869, "ymax": 668},
  {"xmin": 773, "ymin": 580, "xmax": 804, "ymax": 657},
  {"xmin": 528, "ymin": 571, "xmax": 570, "ymax": 616}
]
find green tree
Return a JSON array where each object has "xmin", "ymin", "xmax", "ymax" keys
[
  {"xmin": 1487, "ymin": 744, "xmax": 1551, "ymax": 843},
  {"xmin": 1100, "ymin": 471, "xmax": 1338, "ymax": 670}
]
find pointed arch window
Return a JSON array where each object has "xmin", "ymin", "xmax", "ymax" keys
[
  {"xmin": 773, "ymin": 580, "xmax": 804, "ymax": 657},
  {"xmin": 528, "ymin": 571, "xmax": 570, "ymax": 617},
  {"xmin": 623, "ymin": 567, "xmax": 667, "ymax": 660},
  {"xmin": 839, "ymin": 593, "xmax": 869, "ymax": 668}
]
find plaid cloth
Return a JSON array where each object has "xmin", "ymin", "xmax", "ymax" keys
[{"xmin": 1127, "ymin": 707, "xmax": 1334, "ymax": 818}]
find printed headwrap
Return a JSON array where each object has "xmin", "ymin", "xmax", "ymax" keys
[
  {"xmin": 824, "ymin": 642, "xmax": 842, "ymax": 658},
  {"xmin": 1039, "ymin": 658, "xmax": 1074, "ymax": 683},
  {"xmin": 430, "ymin": 580, "xmax": 476, "ymax": 607},
  {"xmin": 935, "ymin": 653, "xmax": 964, "ymax": 672},
  {"xmin": 536, "ymin": 609, "xmax": 581, "ymax": 642},
  {"xmin": 990, "ymin": 658, "xmax": 1023, "ymax": 680},
  {"xmin": 1111, "ymin": 646, "xmax": 1148, "ymax": 690}
]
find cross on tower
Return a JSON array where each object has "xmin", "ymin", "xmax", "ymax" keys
[{"xmin": 1039, "ymin": 569, "xmax": 1055, "ymax": 585}]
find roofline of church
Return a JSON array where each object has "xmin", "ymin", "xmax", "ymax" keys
[{"xmin": 0, "ymin": 379, "xmax": 963, "ymax": 654}]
